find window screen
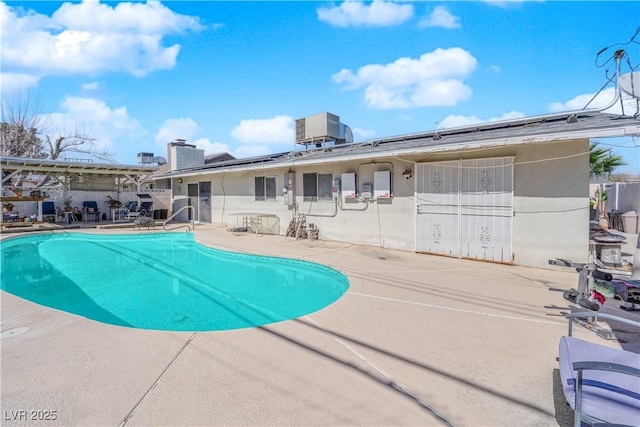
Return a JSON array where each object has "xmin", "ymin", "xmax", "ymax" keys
[
  {"xmin": 303, "ymin": 173, "xmax": 317, "ymax": 201},
  {"xmin": 255, "ymin": 176, "xmax": 276, "ymax": 201},
  {"xmin": 255, "ymin": 177, "xmax": 265, "ymax": 200},
  {"xmin": 317, "ymin": 173, "xmax": 333, "ymax": 201},
  {"xmin": 303, "ymin": 172, "xmax": 333, "ymax": 202},
  {"xmin": 265, "ymin": 177, "xmax": 276, "ymax": 200},
  {"xmin": 187, "ymin": 183, "xmax": 199, "ymax": 197}
]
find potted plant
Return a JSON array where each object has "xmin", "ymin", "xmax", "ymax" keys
[
  {"xmin": 63, "ymin": 197, "xmax": 73, "ymax": 212},
  {"xmin": 3, "ymin": 201, "xmax": 14, "ymax": 212},
  {"xmin": 10, "ymin": 187, "xmax": 22, "ymax": 198},
  {"xmin": 590, "ymin": 190, "xmax": 609, "ymax": 228},
  {"xmin": 105, "ymin": 195, "xmax": 123, "ymax": 209}
]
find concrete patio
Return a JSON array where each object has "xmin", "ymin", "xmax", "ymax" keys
[{"xmin": 1, "ymin": 226, "xmax": 638, "ymax": 426}]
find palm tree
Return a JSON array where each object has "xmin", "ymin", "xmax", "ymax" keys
[{"xmin": 589, "ymin": 142, "xmax": 626, "ymax": 180}]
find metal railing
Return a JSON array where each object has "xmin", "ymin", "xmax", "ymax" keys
[{"xmin": 163, "ymin": 205, "xmax": 195, "ymax": 232}]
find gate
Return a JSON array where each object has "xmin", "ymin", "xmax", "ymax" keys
[{"xmin": 416, "ymin": 157, "xmax": 514, "ymax": 263}]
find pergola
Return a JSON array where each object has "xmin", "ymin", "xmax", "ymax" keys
[
  {"xmin": 1, "ymin": 156, "xmax": 158, "ymax": 192},
  {"xmin": 1, "ymin": 156, "xmax": 158, "ymax": 222}
]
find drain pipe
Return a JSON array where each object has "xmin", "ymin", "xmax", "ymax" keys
[
  {"xmin": 305, "ymin": 198, "xmax": 338, "ymax": 218},
  {"xmin": 338, "ymin": 196, "xmax": 369, "ymax": 211},
  {"xmin": 632, "ymin": 234, "xmax": 640, "ymax": 280}
]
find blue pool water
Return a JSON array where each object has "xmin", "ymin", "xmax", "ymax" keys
[{"xmin": 0, "ymin": 232, "xmax": 349, "ymax": 331}]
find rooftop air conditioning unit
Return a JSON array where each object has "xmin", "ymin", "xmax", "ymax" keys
[
  {"xmin": 138, "ymin": 152, "xmax": 154, "ymax": 165},
  {"xmin": 338, "ymin": 123, "xmax": 353, "ymax": 145},
  {"xmin": 295, "ymin": 112, "xmax": 341, "ymax": 144}
]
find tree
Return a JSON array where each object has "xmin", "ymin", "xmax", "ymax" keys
[
  {"xmin": 1, "ymin": 91, "xmax": 113, "ymax": 162},
  {"xmin": 43, "ymin": 129, "xmax": 109, "ymax": 161},
  {"xmin": 0, "ymin": 93, "xmax": 47, "ymax": 159},
  {"xmin": 0, "ymin": 121, "xmax": 47, "ymax": 159},
  {"xmin": 589, "ymin": 142, "xmax": 626, "ymax": 180}
]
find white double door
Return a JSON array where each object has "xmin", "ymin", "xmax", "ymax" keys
[{"xmin": 416, "ymin": 157, "xmax": 514, "ymax": 263}]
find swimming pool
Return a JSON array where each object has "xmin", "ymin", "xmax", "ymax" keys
[{"xmin": 0, "ymin": 232, "xmax": 349, "ymax": 331}]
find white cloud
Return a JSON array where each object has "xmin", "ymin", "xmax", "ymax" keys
[
  {"xmin": 488, "ymin": 65, "xmax": 501, "ymax": 74},
  {"xmin": 154, "ymin": 115, "xmax": 295, "ymax": 160},
  {"xmin": 154, "ymin": 118, "xmax": 233, "ymax": 157},
  {"xmin": 550, "ymin": 88, "xmax": 640, "ymax": 117},
  {"xmin": 352, "ymin": 127, "xmax": 376, "ymax": 140},
  {"xmin": 549, "ymin": 87, "xmax": 612, "ymax": 112},
  {"xmin": 52, "ymin": 1, "xmax": 203, "ymax": 34},
  {"xmin": 418, "ymin": 6, "xmax": 460, "ymax": 30},
  {"xmin": 333, "ymin": 47, "xmax": 477, "ymax": 109},
  {"xmin": 317, "ymin": 0, "xmax": 413, "ymax": 28},
  {"xmin": 226, "ymin": 115, "xmax": 296, "ymax": 158},
  {"xmin": 231, "ymin": 115, "xmax": 295, "ymax": 145},
  {"xmin": 38, "ymin": 96, "xmax": 142, "ymax": 156},
  {"xmin": 0, "ymin": 73, "xmax": 40, "ymax": 94},
  {"xmin": 232, "ymin": 144, "xmax": 274, "ymax": 159},
  {"xmin": 438, "ymin": 110, "xmax": 525, "ymax": 129},
  {"xmin": 82, "ymin": 82, "xmax": 99, "ymax": 91},
  {"xmin": 155, "ymin": 117, "xmax": 199, "ymax": 145},
  {"xmin": 0, "ymin": 1, "xmax": 202, "ymax": 87},
  {"xmin": 483, "ymin": 0, "xmax": 530, "ymax": 8},
  {"xmin": 193, "ymin": 138, "xmax": 230, "ymax": 155}
]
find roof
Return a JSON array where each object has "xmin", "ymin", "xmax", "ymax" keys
[
  {"xmin": 205, "ymin": 152, "xmax": 236, "ymax": 164},
  {"xmin": 0, "ymin": 156, "xmax": 158, "ymax": 176},
  {"xmin": 158, "ymin": 111, "xmax": 640, "ymax": 178}
]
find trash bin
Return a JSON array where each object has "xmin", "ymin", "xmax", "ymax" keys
[
  {"xmin": 153, "ymin": 209, "xmax": 168, "ymax": 220},
  {"xmin": 621, "ymin": 211, "xmax": 638, "ymax": 233}
]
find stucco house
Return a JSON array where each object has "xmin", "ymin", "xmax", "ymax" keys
[{"xmin": 160, "ymin": 111, "xmax": 640, "ymax": 269}]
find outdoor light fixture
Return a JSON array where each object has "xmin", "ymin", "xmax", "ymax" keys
[
  {"xmin": 402, "ymin": 168, "xmax": 412, "ymax": 179},
  {"xmin": 177, "ymin": 178, "xmax": 183, "ymax": 183}
]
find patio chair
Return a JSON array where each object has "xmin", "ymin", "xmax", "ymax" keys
[
  {"xmin": 125, "ymin": 200, "xmax": 140, "ymax": 221},
  {"xmin": 55, "ymin": 206, "xmax": 65, "ymax": 222},
  {"xmin": 82, "ymin": 201, "xmax": 100, "ymax": 222},
  {"xmin": 558, "ymin": 312, "xmax": 640, "ymax": 426},
  {"xmin": 42, "ymin": 201, "xmax": 56, "ymax": 223},
  {"xmin": 139, "ymin": 201, "xmax": 153, "ymax": 218}
]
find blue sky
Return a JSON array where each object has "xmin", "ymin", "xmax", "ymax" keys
[{"xmin": 1, "ymin": 1, "xmax": 639, "ymax": 174}]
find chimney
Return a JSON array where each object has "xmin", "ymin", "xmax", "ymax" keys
[{"xmin": 166, "ymin": 139, "xmax": 203, "ymax": 171}]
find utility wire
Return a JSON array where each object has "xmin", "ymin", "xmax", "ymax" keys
[{"xmin": 589, "ymin": 27, "xmax": 640, "ymax": 114}]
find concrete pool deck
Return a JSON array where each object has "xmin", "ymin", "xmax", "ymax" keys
[{"xmin": 1, "ymin": 226, "xmax": 638, "ymax": 426}]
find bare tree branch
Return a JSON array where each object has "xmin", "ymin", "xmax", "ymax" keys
[
  {"xmin": 1, "ymin": 91, "xmax": 47, "ymax": 158},
  {"xmin": 1, "ymin": 90, "xmax": 115, "ymax": 162}
]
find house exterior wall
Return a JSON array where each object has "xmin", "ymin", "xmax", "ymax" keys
[
  {"xmin": 8, "ymin": 188, "xmax": 172, "ymax": 221},
  {"xmin": 172, "ymin": 138, "xmax": 590, "ymax": 268},
  {"xmin": 511, "ymin": 139, "xmax": 590, "ymax": 267}
]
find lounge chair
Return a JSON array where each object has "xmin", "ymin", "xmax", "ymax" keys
[
  {"xmin": 82, "ymin": 201, "xmax": 100, "ymax": 222},
  {"xmin": 42, "ymin": 201, "xmax": 56, "ymax": 223},
  {"xmin": 140, "ymin": 200, "xmax": 153, "ymax": 217},
  {"xmin": 558, "ymin": 312, "xmax": 640, "ymax": 426},
  {"xmin": 124, "ymin": 201, "xmax": 140, "ymax": 221}
]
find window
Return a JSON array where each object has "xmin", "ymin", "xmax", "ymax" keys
[
  {"xmin": 255, "ymin": 176, "xmax": 276, "ymax": 201},
  {"xmin": 303, "ymin": 172, "xmax": 333, "ymax": 201}
]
